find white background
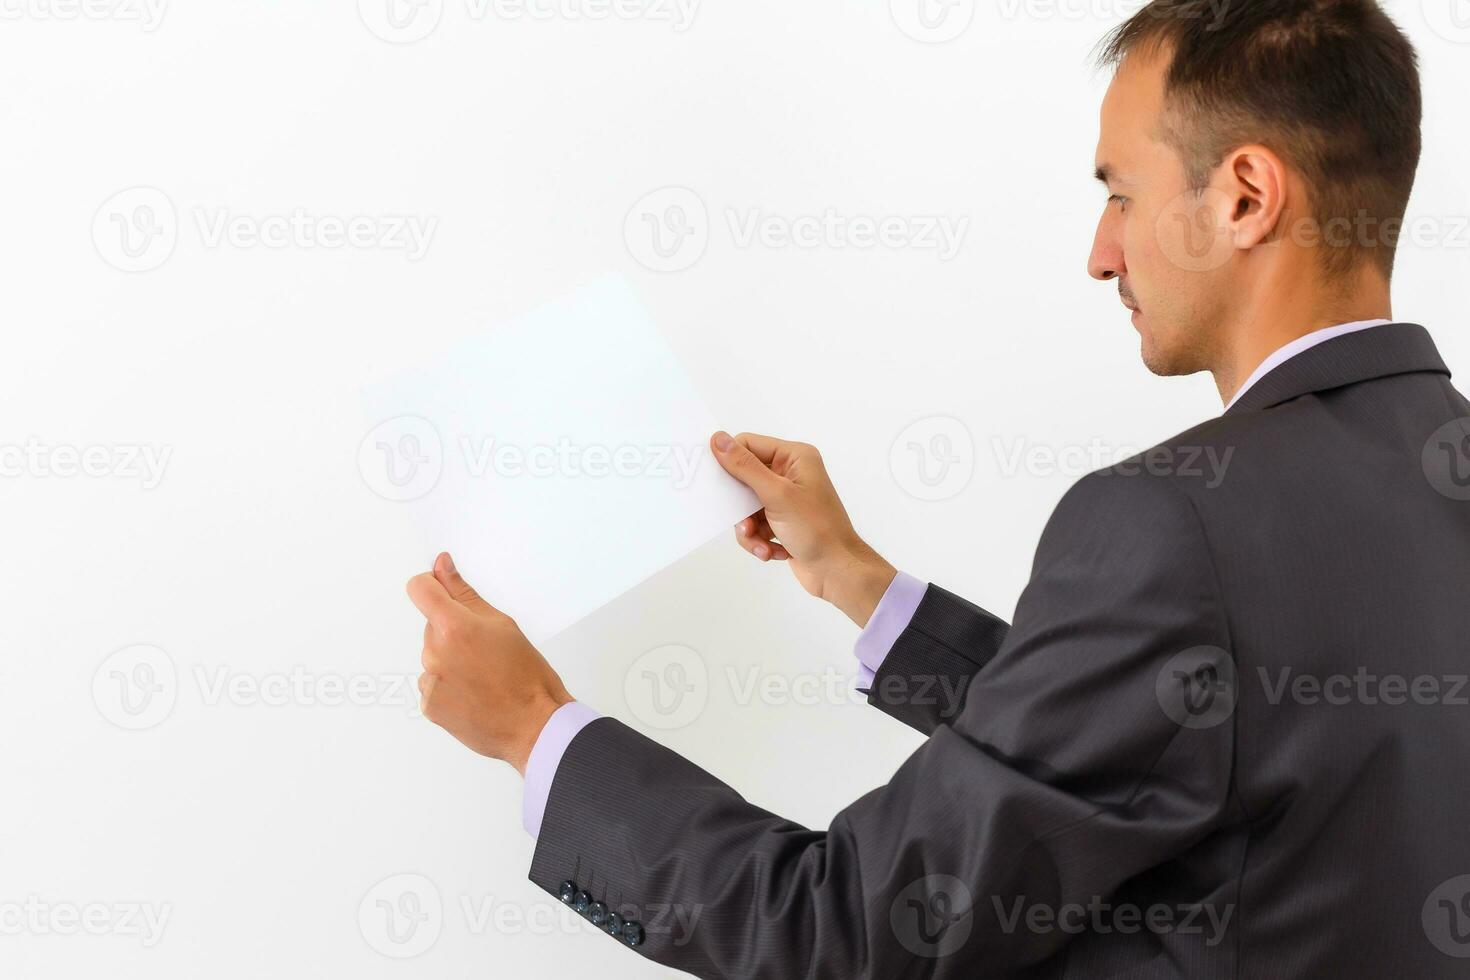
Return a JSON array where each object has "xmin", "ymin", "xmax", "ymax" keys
[{"xmin": 3, "ymin": 1, "xmax": 1467, "ymax": 977}]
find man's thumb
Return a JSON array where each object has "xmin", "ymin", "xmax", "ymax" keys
[
  {"xmin": 711, "ymin": 431, "xmax": 784, "ymax": 500},
  {"xmin": 433, "ymin": 552, "xmax": 492, "ymax": 611}
]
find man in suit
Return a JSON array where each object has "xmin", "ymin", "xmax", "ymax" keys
[{"xmin": 407, "ymin": 1, "xmax": 1470, "ymax": 975}]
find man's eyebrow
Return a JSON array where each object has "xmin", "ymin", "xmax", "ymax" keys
[{"xmin": 1095, "ymin": 164, "xmax": 1136, "ymax": 191}]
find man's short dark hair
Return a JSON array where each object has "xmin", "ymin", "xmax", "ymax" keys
[{"xmin": 1098, "ymin": 0, "xmax": 1422, "ymax": 280}]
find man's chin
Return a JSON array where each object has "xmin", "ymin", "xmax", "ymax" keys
[
  {"xmin": 1131, "ymin": 309, "xmax": 1168, "ymax": 376},
  {"xmin": 1137, "ymin": 325, "xmax": 1186, "ymax": 378},
  {"xmin": 1139, "ymin": 336, "xmax": 1208, "ymax": 379}
]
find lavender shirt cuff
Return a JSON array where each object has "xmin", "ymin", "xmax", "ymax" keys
[
  {"xmin": 522, "ymin": 700, "xmax": 600, "ymax": 839},
  {"xmin": 853, "ymin": 571, "xmax": 926, "ymax": 686}
]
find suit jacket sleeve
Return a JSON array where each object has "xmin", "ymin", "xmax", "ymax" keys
[
  {"xmin": 528, "ymin": 471, "xmax": 1239, "ymax": 978},
  {"xmin": 861, "ymin": 582, "xmax": 1011, "ymax": 735}
]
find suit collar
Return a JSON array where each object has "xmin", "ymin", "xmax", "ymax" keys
[{"xmin": 1223, "ymin": 322, "xmax": 1449, "ymax": 417}]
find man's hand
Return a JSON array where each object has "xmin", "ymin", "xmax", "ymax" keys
[
  {"xmin": 712, "ymin": 431, "xmax": 896, "ymax": 628},
  {"xmin": 408, "ymin": 552, "xmax": 573, "ymax": 774}
]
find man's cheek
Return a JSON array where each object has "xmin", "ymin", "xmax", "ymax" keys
[{"xmin": 1133, "ymin": 199, "xmax": 1196, "ymax": 291}]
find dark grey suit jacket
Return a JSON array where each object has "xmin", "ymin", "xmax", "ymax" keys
[{"xmin": 529, "ymin": 323, "xmax": 1470, "ymax": 978}]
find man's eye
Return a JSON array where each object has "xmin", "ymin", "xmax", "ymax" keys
[{"xmin": 1109, "ymin": 194, "xmax": 1128, "ymax": 211}]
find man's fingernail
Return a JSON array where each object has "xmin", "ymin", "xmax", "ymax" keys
[{"xmin": 714, "ymin": 431, "xmax": 734, "ymax": 452}]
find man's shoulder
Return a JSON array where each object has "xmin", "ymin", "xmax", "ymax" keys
[
  {"xmin": 1097, "ymin": 412, "xmax": 1266, "ymax": 492},
  {"xmin": 1076, "ymin": 405, "xmax": 1293, "ymax": 499},
  {"xmin": 1047, "ymin": 410, "xmax": 1278, "ymax": 542}
]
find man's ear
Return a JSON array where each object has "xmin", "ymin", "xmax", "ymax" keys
[{"xmin": 1222, "ymin": 145, "xmax": 1289, "ymax": 250}]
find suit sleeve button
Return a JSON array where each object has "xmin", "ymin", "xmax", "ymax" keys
[
  {"xmin": 622, "ymin": 921, "xmax": 645, "ymax": 948},
  {"xmin": 573, "ymin": 890, "xmax": 591, "ymax": 913},
  {"xmin": 605, "ymin": 913, "xmax": 624, "ymax": 937},
  {"xmin": 588, "ymin": 902, "xmax": 608, "ymax": 926},
  {"xmin": 558, "ymin": 882, "xmax": 576, "ymax": 905}
]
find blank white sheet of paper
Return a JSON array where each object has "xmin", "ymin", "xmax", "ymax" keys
[{"xmin": 360, "ymin": 276, "xmax": 760, "ymax": 644}]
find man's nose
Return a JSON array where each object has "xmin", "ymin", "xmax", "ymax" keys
[{"xmin": 1088, "ymin": 216, "xmax": 1125, "ymax": 282}]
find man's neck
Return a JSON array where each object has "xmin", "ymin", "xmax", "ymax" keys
[{"xmin": 1212, "ymin": 267, "xmax": 1393, "ymax": 406}]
